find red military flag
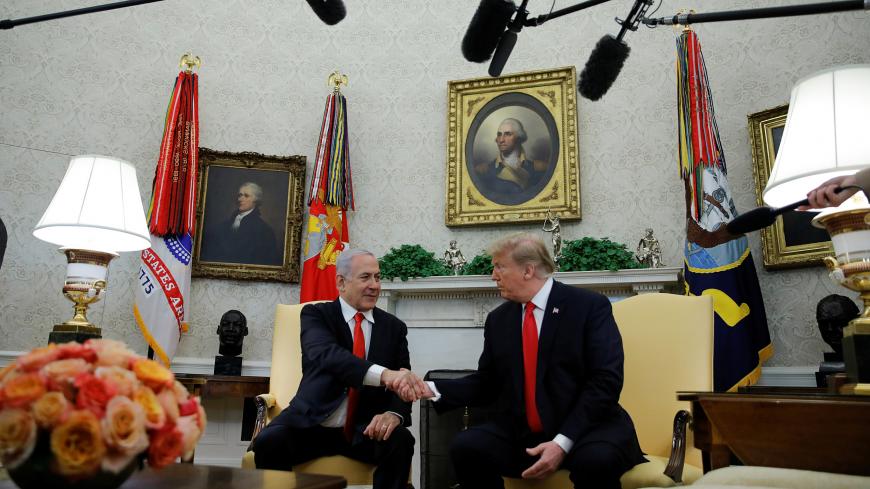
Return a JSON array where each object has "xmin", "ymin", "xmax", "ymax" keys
[
  {"xmin": 300, "ymin": 87, "xmax": 354, "ymax": 302},
  {"xmin": 134, "ymin": 63, "xmax": 199, "ymax": 366}
]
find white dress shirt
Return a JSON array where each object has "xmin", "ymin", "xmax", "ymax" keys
[
  {"xmin": 427, "ymin": 277, "xmax": 573, "ymax": 453},
  {"xmin": 231, "ymin": 209, "xmax": 253, "ymax": 230}
]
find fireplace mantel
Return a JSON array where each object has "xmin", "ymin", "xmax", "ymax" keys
[{"xmin": 378, "ymin": 267, "xmax": 682, "ymax": 328}]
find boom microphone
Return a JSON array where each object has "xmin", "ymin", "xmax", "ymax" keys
[
  {"xmin": 462, "ymin": 0, "xmax": 517, "ymax": 63},
  {"xmin": 726, "ymin": 186, "xmax": 859, "ymax": 235},
  {"xmin": 578, "ymin": 0, "xmax": 652, "ymax": 101},
  {"xmin": 305, "ymin": 0, "xmax": 346, "ymax": 25}
]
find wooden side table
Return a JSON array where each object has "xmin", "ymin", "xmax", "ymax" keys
[{"xmin": 679, "ymin": 390, "xmax": 870, "ymax": 476}]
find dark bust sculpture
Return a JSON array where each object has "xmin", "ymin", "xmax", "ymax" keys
[
  {"xmin": 815, "ymin": 294, "xmax": 859, "ymax": 388},
  {"xmin": 215, "ymin": 310, "xmax": 248, "ymax": 376},
  {"xmin": 816, "ymin": 294, "xmax": 859, "ymax": 358}
]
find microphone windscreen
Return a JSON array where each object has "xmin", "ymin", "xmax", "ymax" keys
[
  {"xmin": 462, "ymin": 0, "xmax": 517, "ymax": 63},
  {"xmin": 725, "ymin": 206, "xmax": 778, "ymax": 235},
  {"xmin": 578, "ymin": 35, "xmax": 630, "ymax": 101},
  {"xmin": 305, "ymin": 0, "xmax": 346, "ymax": 25},
  {"xmin": 488, "ymin": 30, "xmax": 517, "ymax": 77}
]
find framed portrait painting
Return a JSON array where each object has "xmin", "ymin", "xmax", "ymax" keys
[
  {"xmin": 445, "ymin": 66, "xmax": 581, "ymax": 226},
  {"xmin": 192, "ymin": 148, "xmax": 306, "ymax": 282},
  {"xmin": 747, "ymin": 105, "xmax": 833, "ymax": 269}
]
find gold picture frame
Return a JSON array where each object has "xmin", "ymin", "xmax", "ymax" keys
[
  {"xmin": 445, "ymin": 66, "xmax": 581, "ymax": 226},
  {"xmin": 747, "ymin": 105, "xmax": 833, "ymax": 269},
  {"xmin": 192, "ymin": 148, "xmax": 306, "ymax": 282}
]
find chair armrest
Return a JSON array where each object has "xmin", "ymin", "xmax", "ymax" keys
[
  {"xmin": 250, "ymin": 393, "xmax": 276, "ymax": 445},
  {"xmin": 663, "ymin": 409, "xmax": 692, "ymax": 483}
]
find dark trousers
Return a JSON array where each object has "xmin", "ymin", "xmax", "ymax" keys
[
  {"xmin": 450, "ymin": 422, "xmax": 630, "ymax": 489},
  {"xmin": 252, "ymin": 423, "xmax": 413, "ymax": 489}
]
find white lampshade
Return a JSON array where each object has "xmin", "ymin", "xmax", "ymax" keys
[
  {"xmin": 762, "ymin": 64, "xmax": 870, "ymax": 208},
  {"xmin": 33, "ymin": 155, "xmax": 151, "ymax": 253}
]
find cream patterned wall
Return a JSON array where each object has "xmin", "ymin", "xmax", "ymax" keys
[{"xmin": 0, "ymin": 1, "xmax": 868, "ymax": 367}]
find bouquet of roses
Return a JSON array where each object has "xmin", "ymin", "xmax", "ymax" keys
[{"xmin": 0, "ymin": 339, "xmax": 205, "ymax": 486}]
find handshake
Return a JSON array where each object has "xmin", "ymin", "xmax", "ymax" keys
[{"xmin": 381, "ymin": 368, "xmax": 434, "ymax": 402}]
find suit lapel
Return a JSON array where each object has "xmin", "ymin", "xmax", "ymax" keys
[
  {"xmin": 368, "ymin": 308, "xmax": 388, "ymax": 363},
  {"xmin": 505, "ymin": 301, "xmax": 525, "ymax": 403},
  {"xmin": 537, "ymin": 281, "xmax": 566, "ymax": 382},
  {"xmin": 329, "ymin": 299, "xmax": 354, "ymax": 350}
]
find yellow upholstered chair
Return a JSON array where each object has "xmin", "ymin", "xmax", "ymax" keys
[
  {"xmin": 241, "ymin": 302, "xmax": 375, "ymax": 485},
  {"xmin": 504, "ymin": 293, "xmax": 714, "ymax": 489}
]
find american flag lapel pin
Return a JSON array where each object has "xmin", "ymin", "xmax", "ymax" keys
[{"xmin": 552, "ymin": 307, "xmax": 559, "ymax": 314}]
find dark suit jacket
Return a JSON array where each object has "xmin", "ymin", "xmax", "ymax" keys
[
  {"xmin": 201, "ymin": 207, "xmax": 280, "ymax": 265},
  {"xmin": 269, "ymin": 300, "xmax": 413, "ymax": 442},
  {"xmin": 434, "ymin": 281, "xmax": 643, "ymax": 461}
]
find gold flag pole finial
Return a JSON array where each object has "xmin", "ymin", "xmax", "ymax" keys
[
  {"xmin": 179, "ymin": 52, "xmax": 201, "ymax": 73},
  {"xmin": 328, "ymin": 71, "xmax": 348, "ymax": 93}
]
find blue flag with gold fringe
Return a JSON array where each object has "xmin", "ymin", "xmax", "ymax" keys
[{"xmin": 677, "ymin": 30, "xmax": 772, "ymax": 392}]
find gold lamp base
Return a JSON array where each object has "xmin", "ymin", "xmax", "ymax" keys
[
  {"xmin": 47, "ymin": 249, "xmax": 116, "ymax": 344},
  {"xmin": 815, "ymin": 208, "xmax": 870, "ymax": 395}
]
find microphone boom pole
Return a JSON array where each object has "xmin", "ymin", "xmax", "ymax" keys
[
  {"xmin": 1, "ymin": 0, "xmax": 164, "ymax": 30},
  {"xmin": 643, "ymin": 0, "xmax": 868, "ymax": 26}
]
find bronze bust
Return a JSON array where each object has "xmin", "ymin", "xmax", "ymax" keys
[
  {"xmin": 816, "ymin": 294, "xmax": 859, "ymax": 358},
  {"xmin": 217, "ymin": 309, "xmax": 248, "ymax": 358}
]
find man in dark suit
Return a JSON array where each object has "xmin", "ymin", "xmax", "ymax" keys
[
  {"xmin": 200, "ymin": 182, "xmax": 280, "ymax": 265},
  {"xmin": 252, "ymin": 249, "xmax": 416, "ymax": 489},
  {"xmin": 406, "ymin": 233, "xmax": 644, "ymax": 488}
]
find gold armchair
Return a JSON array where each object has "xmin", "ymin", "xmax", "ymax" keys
[
  {"xmin": 505, "ymin": 293, "xmax": 714, "ymax": 489},
  {"xmin": 241, "ymin": 302, "xmax": 375, "ymax": 485}
]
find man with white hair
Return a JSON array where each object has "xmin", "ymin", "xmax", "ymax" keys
[
  {"xmin": 200, "ymin": 181, "xmax": 279, "ymax": 265},
  {"xmin": 253, "ymin": 249, "xmax": 418, "ymax": 489},
  {"xmin": 475, "ymin": 118, "xmax": 548, "ymax": 205},
  {"xmin": 405, "ymin": 234, "xmax": 644, "ymax": 488}
]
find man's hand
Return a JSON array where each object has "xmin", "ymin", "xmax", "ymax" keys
[
  {"xmin": 521, "ymin": 441, "xmax": 566, "ymax": 479},
  {"xmin": 363, "ymin": 412, "xmax": 401, "ymax": 441},
  {"xmin": 381, "ymin": 368, "xmax": 430, "ymax": 402}
]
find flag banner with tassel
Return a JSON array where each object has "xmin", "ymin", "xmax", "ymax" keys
[
  {"xmin": 676, "ymin": 30, "xmax": 772, "ymax": 392},
  {"xmin": 300, "ymin": 85, "xmax": 353, "ymax": 302},
  {"xmin": 134, "ymin": 65, "xmax": 199, "ymax": 367}
]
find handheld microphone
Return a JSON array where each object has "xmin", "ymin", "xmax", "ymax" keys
[
  {"xmin": 462, "ymin": 0, "xmax": 517, "ymax": 63},
  {"xmin": 305, "ymin": 0, "xmax": 346, "ymax": 25},
  {"xmin": 726, "ymin": 186, "xmax": 861, "ymax": 235},
  {"xmin": 578, "ymin": 0, "xmax": 653, "ymax": 101}
]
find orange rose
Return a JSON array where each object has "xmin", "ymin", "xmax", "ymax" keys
[
  {"xmin": 0, "ymin": 409, "xmax": 37, "ymax": 469},
  {"xmin": 74, "ymin": 373, "xmax": 117, "ymax": 418},
  {"xmin": 16, "ymin": 344, "xmax": 59, "ymax": 372},
  {"xmin": 147, "ymin": 423, "xmax": 183, "ymax": 469},
  {"xmin": 32, "ymin": 391, "xmax": 69, "ymax": 429},
  {"xmin": 50, "ymin": 410, "xmax": 106, "ymax": 478},
  {"xmin": 133, "ymin": 386, "xmax": 165, "ymax": 430},
  {"xmin": 132, "ymin": 359, "xmax": 173, "ymax": 392},
  {"xmin": 2, "ymin": 372, "xmax": 46, "ymax": 409},
  {"xmin": 101, "ymin": 396, "xmax": 148, "ymax": 474},
  {"xmin": 0, "ymin": 363, "xmax": 16, "ymax": 384}
]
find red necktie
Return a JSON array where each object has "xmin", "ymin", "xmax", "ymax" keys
[
  {"xmin": 523, "ymin": 302, "xmax": 543, "ymax": 433},
  {"xmin": 344, "ymin": 312, "xmax": 366, "ymax": 441}
]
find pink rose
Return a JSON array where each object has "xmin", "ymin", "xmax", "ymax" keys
[
  {"xmin": 175, "ymin": 415, "xmax": 201, "ymax": 460},
  {"xmin": 157, "ymin": 389, "xmax": 180, "ymax": 423},
  {"xmin": 41, "ymin": 358, "xmax": 92, "ymax": 392},
  {"xmin": 16, "ymin": 344, "xmax": 60, "ymax": 372},
  {"xmin": 101, "ymin": 396, "xmax": 148, "ymax": 473},
  {"xmin": 95, "ymin": 366, "xmax": 138, "ymax": 398},
  {"xmin": 57, "ymin": 342, "xmax": 98, "ymax": 363},
  {"xmin": 86, "ymin": 339, "xmax": 137, "ymax": 368}
]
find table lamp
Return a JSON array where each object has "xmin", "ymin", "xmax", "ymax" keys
[
  {"xmin": 33, "ymin": 155, "xmax": 150, "ymax": 343},
  {"xmin": 763, "ymin": 64, "xmax": 870, "ymax": 395}
]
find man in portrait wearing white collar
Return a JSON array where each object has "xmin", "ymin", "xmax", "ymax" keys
[
  {"xmin": 475, "ymin": 118, "xmax": 548, "ymax": 205},
  {"xmin": 252, "ymin": 249, "xmax": 418, "ymax": 489},
  {"xmin": 201, "ymin": 181, "xmax": 280, "ymax": 265}
]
